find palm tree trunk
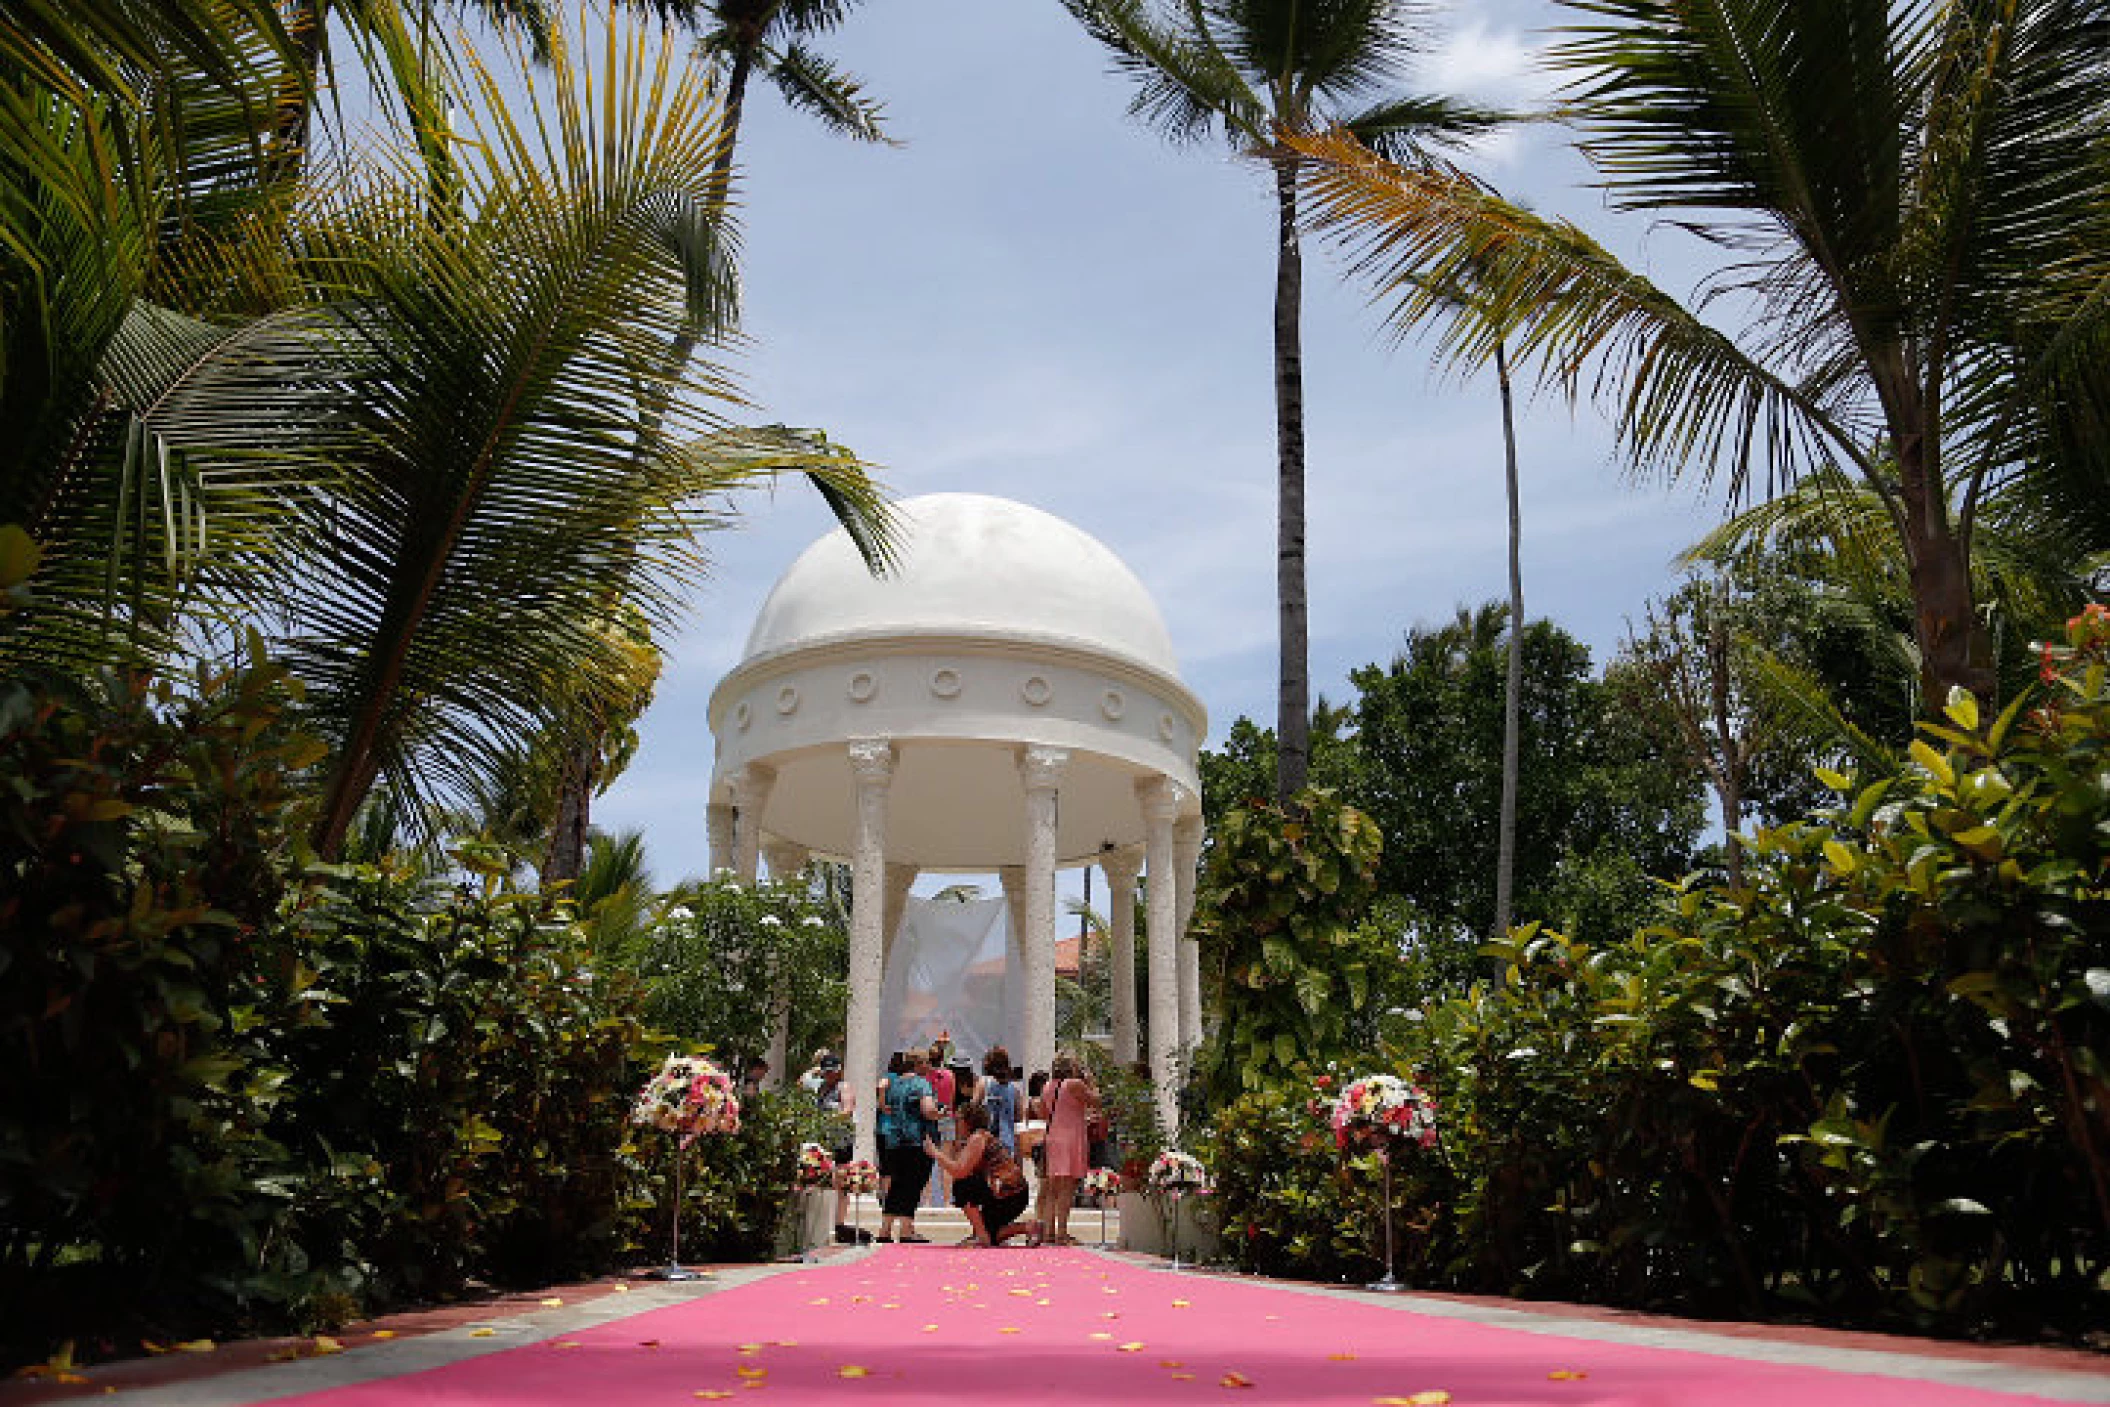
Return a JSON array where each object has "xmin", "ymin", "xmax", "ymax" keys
[
  {"xmin": 1898, "ymin": 448, "xmax": 1990, "ymax": 705},
  {"xmin": 1493, "ymin": 339, "xmax": 1521, "ymax": 939},
  {"xmin": 264, "ymin": 0, "xmax": 330, "ymax": 189},
  {"xmin": 1272, "ymin": 158, "xmax": 1310, "ymax": 803},
  {"xmin": 539, "ymin": 46, "xmax": 756, "ymax": 883},
  {"xmin": 1707, "ymin": 578, "xmax": 1744, "ymax": 890}
]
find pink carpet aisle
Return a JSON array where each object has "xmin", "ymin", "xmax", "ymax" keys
[{"xmin": 265, "ymin": 1247, "xmax": 2073, "ymax": 1406}]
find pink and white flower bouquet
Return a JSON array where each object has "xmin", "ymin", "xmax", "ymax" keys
[
  {"xmin": 794, "ymin": 1141, "xmax": 836, "ymax": 1191},
  {"xmin": 1146, "ymin": 1149, "xmax": 1210, "ymax": 1196},
  {"xmin": 632, "ymin": 1054, "xmax": 741, "ymax": 1145},
  {"xmin": 1081, "ymin": 1166, "xmax": 1124, "ymax": 1200},
  {"xmin": 1330, "ymin": 1073, "xmax": 1438, "ymax": 1152},
  {"xmin": 837, "ymin": 1158, "xmax": 880, "ymax": 1195}
]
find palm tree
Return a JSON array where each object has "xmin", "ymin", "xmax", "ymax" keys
[
  {"xmin": 277, "ymin": 15, "xmax": 889, "ymax": 857},
  {"xmin": 1494, "ymin": 335, "xmax": 1523, "ymax": 938},
  {"xmin": 536, "ymin": 0, "xmax": 894, "ymax": 882},
  {"xmin": 1062, "ymin": 0, "xmax": 1505, "ymax": 801},
  {"xmin": 1289, "ymin": 0, "xmax": 2110, "ymax": 708}
]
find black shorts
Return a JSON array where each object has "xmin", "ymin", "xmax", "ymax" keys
[{"xmin": 953, "ymin": 1174, "xmax": 1031, "ymax": 1233}]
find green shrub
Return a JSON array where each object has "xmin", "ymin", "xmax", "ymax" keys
[
  {"xmin": 1200, "ymin": 1076, "xmax": 1450, "ymax": 1284},
  {"xmin": 1192, "ymin": 789, "xmax": 1388, "ymax": 1102},
  {"xmin": 0, "ymin": 652, "xmax": 322, "ymax": 1359},
  {"xmin": 271, "ymin": 862, "xmax": 649, "ymax": 1306}
]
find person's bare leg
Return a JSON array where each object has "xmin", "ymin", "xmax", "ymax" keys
[{"xmin": 963, "ymin": 1205, "xmax": 992, "ymax": 1246}]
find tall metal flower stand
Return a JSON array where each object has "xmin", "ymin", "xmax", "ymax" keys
[
  {"xmin": 1366, "ymin": 1141, "xmax": 1406, "ymax": 1293},
  {"xmin": 648, "ymin": 1137, "xmax": 709, "ymax": 1282},
  {"xmin": 1160, "ymin": 1190, "xmax": 1188, "ymax": 1272},
  {"xmin": 1096, "ymin": 1193, "xmax": 1113, "ymax": 1249}
]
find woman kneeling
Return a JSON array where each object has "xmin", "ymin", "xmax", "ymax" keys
[{"xmin": 924, "ymin": 1104, "xmax": 1037, "ymax": 1246}]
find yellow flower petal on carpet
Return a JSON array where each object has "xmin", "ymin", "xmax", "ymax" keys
[
  {"xmin": 998, "ymin": 1327, "xmax": 1021, "ymax": 1335},
  {"xmin": 1328, "ymin": 1352, "xmax": 1356, "ymax": 1361},
  {"xmin": 1117, "ymin": 1342, "xmax": 1145, "ymax": 1352},
  {"xmin": 372, "ymin": 1331, "xmax": 397, "ymax": 1340},
  {"xmin": 837, "ymin": 1365, "xmax": 871, "ymax": 1378},
  {"xmin": 469, "ymin": 1329, "xmax": 496, "ymax": 1339},
  {"xmin": 174, "ymin": 1340, "xmax": 217, "ymax": 1353},
  {"xmin": 735, "ymin": 1365, "xmax": 765, "ymax": 1379},
  {"xmin": 1171, "ymin": 1299, "xmax": 1190, "ymax": 1308},
  {"xmin": 1549, "ymin": 1369, "xmax": 1588, "ymax": 1380},
  {"xmin": 738, "ymin": 1345, "xmax": 763, "ymax": 1355},
  {"xmin": 310, "ymin": 1337, "xmax": 344, "ymax": 1355},
  {"xmin": 1220, "ymin": 1371, "xmax": 1255, "ymax": 1388},
  {"xmin": 696, "ymin": 1392, "xmax": 732, "ymax": 1399}
]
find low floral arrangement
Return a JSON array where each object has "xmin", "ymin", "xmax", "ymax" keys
[
  {"xmin": 1146, "ymin": 1149, "xmax": 1210, "ymax": 1196},
  {"xmin": 838, "ymin": 1158, "xmax": 880, "ymax": 1196},
  {"xmin": 1081, "ymin": 1167, "xmax": 1124, "ymax": 1200},
  {"xmin": 1330, "ymin": 1073, "xmax": 1438, "ymax": 1152},
  {"xmin": 794, "ymin": 1141, "xmax": 836, "ymax": 1190},
  {"xmin": 632, "ymin": 1054, "xmax": 741, "ymax": 1145}
]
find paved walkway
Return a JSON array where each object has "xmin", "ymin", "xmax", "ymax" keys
[{"xmin": 11, "ymin": 1247, "xmax": 2109, "ymax": 1406}]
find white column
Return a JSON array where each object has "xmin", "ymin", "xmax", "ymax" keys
[
  {"xmin": 1018, "ymin": 745, "xmax": 1068, "ymax": 1083},
  {"xmin": 728, "ymin": 763, "xmax": 776, "ymax": 885},
  {"xmin": 881, "ymin": 862, "xmax": 919, "ymax": 967},
  {"xmin": 705, "ymin": 802, "xmax": 736, "ymax": 879},
  {"xmin": 845, "ymin": 740, "xmax": 894, "ymax": 1161},
  {"xmin": 759, "ymin": 839, "xmax": 810, "ymax": 1090},
  {"xmin": 1174, "ymin": 814, "xmax": 1204, "ymax": 1052},
  {"xmin": 1100, "ymin": 847, "xmax": 1143, "ymax": 1066},
  {"xmin": 1138, "ymin": 775, "xmax": 1186, "ymax": 1137},
  {"xmin": 997, "ymin": 867, "xmax": 1027, "ymax": 969}
]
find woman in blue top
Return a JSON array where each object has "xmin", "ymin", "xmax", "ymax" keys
[{"xmin": 879, "ymin": 1049, "xmax": 943, "ymax": 1243}]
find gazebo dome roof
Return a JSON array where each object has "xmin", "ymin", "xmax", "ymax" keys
[{"xmin": 741, "ymin": 492, "xmax": 1181, "ymax": 679}]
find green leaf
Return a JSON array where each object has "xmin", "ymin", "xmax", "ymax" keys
[{"xmin": 1942, "ymin": 688, "xmax": 1979, "ymax": 732}]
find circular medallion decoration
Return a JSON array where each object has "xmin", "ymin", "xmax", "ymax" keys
[
  {"xmin": 930, "ymin": 668, "xmax": 963, "ymax": 699},
  {"xmin": 1021, "ymin": 675, "xmax": 1053, "ymax": 707},
  {"xmin": 776, "ymin": 684, "xmax": 800, "ymax": 716},
  {"xmin": 1100, "ymin": 688, "xmax": 1126, "ymax": 721},
  {"xmin": 1157, "ymin": 710, "xmax": 1177, "ymax": 742},
  {"xmin": 733, "ymin": 700, "xmax": 752, "ymax": 731},
  {"xmin": 847, "ymin": 670, "xmax": 878, "ymax": 703}
]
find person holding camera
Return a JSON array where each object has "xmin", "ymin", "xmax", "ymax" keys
[{"xmin": 925, "ymin": 1103, "xmax": 1037, "ymax": 1246}]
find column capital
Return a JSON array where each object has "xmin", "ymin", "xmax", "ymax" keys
[
  {"xmin": 1017, "ymin": 744, "xmax": 1069, "ymax": 791},
  {"xmin": 1098, "ymin": 845, "xmax": 1144, "ymax": 889},
  {"xmin": 1174, "ymin": 813, "xmax": 1204, "ymax": 847},
  {"xmin": 996, "ymin": 864, "xmax": 1025, "ymax": 889},
  {"xmin": 847, "ymin": 738, "xmax": 896, "ymax": 786},
  {"xmin": 728, "ymin": 761, "xmax": 776, "ymax": 805},
  {"xmin": 1135, "ymin": 774, "xmax": 1188, "ymax": 823}
]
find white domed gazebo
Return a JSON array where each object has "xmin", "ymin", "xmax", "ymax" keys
[{"xmin": 706, "ymin": 493, "xmax": 1207, "ymax": 1156}]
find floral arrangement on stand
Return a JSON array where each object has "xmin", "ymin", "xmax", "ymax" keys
[
  {"xmin": 632, "ymin": 1054, "xmax": 741, "ymax": 1280},
  {"xmin": 1145, "ymin": 1150, "xmax": 1210, "ymax": 1269},
  {"xmin": 1329, "ymin": 1074, "xmax": 1438, "ymax": 1152},
  {"xmin": 1081, "ymin": 1166, "xmax": 1124, "ymax": 1202},
  {"xmin": 794, "ymin": 1142, "xmax": 836, "ymax": 1191},
  {"xmin": 1146, "ymin": 1149, "xmax": 1211, "ymax": 1195},
  {"xmin": 632, "ymin": 1053, "xmax": 741, "ymax": 1145},
  {"xmin": 1328, "ymin": 1072, "xmax": 1438, "ymax": 1292},
  {"xmin": 837, "ymin": 1159, "xmax": 880, "ymax": 1196}
]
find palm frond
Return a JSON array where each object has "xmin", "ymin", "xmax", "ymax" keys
[
  {"xmin": 1286, "ymin": 125, "xmax": 1864, "ymax": 499},
  {"xmin": 766, "ymin": 40, "xmax": 894, "ymax": 145}
]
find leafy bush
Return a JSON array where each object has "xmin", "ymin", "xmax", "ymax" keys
[
  {"xmin": 271, "ymin": 862, "xmax": 649, "ymax": 1306},
  {"xmin": 1200, "ymin": 1076, "xmax": 1450, "ymax": 1284},
  {"xmin": 1194, "ymin": 613, "xmax": 2110, "ymax": 1339},
  {"xmin": 618, "ymin": 876, "xmax": 847, "ymax": 1073},
  {"xmin": 1192, "ymin": 789, "xmax": 1388, "ymax": 1102},
  {"xmin": 0, "ymin": 652, "xmax": 323, "ymax": 1359}
]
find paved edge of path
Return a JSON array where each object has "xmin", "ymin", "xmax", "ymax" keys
[
  {"xmin": 1123, "ymin": 1256, "xmax": 2110, "ymax": 1405},
  {"xmin": 83, "ymin": 1251, "xmax": 877, "ymax": 1407}
]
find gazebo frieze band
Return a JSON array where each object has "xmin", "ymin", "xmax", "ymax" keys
[{"xmin": 705, "ymin": 494, "xmax": 1208, "ymax": 1157}]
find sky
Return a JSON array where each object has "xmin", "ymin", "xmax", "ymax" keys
[{"xmin": 594, "ymin": 0, "xmax": 1732, "ymax": 889}]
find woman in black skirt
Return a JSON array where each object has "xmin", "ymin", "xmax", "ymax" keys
[{"xmin": 925, "ymin": 1103, "xmax": 1038, "ymax": 1246}]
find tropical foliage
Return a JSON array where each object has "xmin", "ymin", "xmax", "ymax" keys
[{"xmin": 1288, "ymin": 0, "xmax": 2110, "ymax": 708}]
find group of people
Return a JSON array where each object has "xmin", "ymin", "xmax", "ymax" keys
[{"xmin": 799, "ymin": 1040, "xmax": 1103, "ymax": 1249}]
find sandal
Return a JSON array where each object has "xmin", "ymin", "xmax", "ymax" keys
[{"xmin": 898, "ymin": 1234, "xmax": 931, "ymax": 1244}]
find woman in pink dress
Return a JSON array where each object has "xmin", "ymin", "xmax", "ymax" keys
[{"xmin": 1038, "ymin": 1052, "xmax": 1098, "ymax": 1245}]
